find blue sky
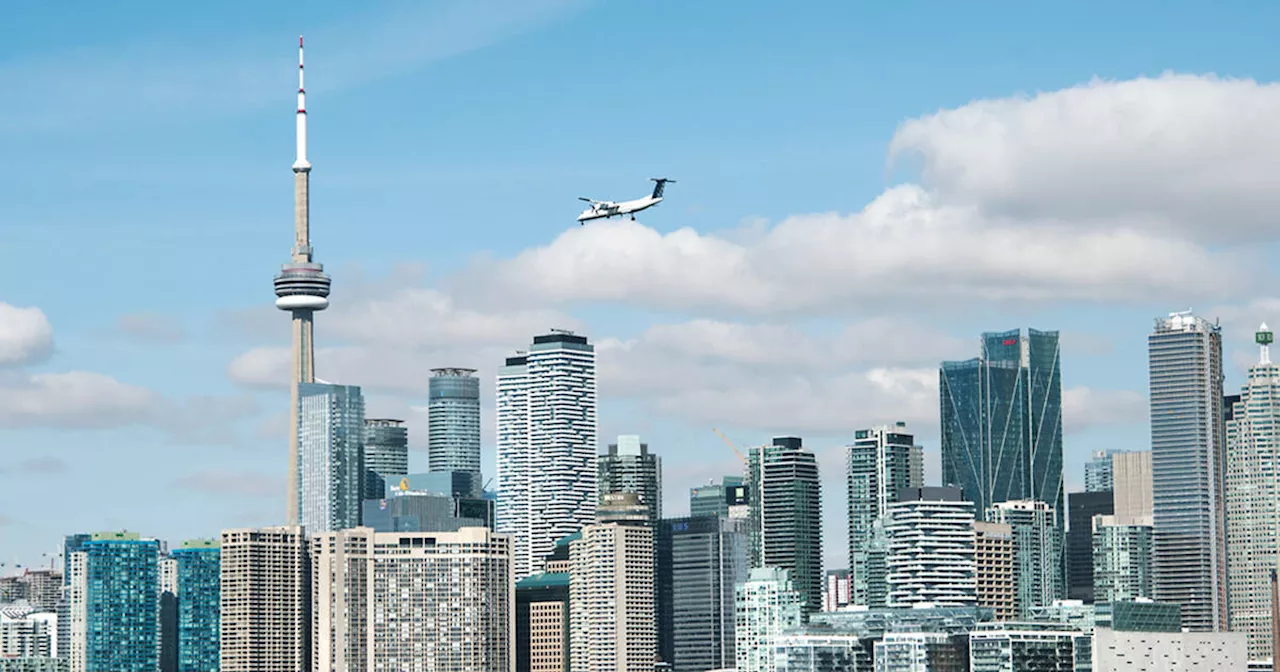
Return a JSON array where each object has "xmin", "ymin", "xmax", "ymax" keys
[{"xmin": 3, "ymin": 0, "xmax": 1280, "ymax": 571}]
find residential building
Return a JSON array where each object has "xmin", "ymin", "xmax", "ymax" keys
[
  {"xmin": 599, "ymin": 435, "xmax": 662, "ymax": 527},
  {"xmin": 735, "ymin": 568, "xmax": 803, "ymax": 672},
  {"xmin": 748, "ymin": 437, "xmax": 823, "ymax": 614},
  {"xmin": 885, "ymin": 487, "xmax": 976, "ymax": 608},
  {"xmin": 1111, "ymin": 451, "xmax": 1153, "ymax": 521},
  {"xmin": 498, "ymin": 331, "xmax": 597, "ymax": 579},
  {"xmin": 298, "ymin": 382, "xmax": 365, "ymax": 533},
  {"xmin": 847, "ymin": 423, "xmax": 923, "ymax": 608},
  {"xmin": 1147, "ymin": 311, "xmax": 1227, "ymax": 631},
  {"xmin": 1092, "ymin": 515, "xmax": 1154, "ymax": 603},
  {"xmin": 362, "ymin": 418, "xmax": 407, "ymax": 496},
  {"xmin": 690, "ymin": 476, "xmax": 748, "ymax": 519},
  {"xmin": 874, "ymin": 631, "xmax": 969, "ymax": 672},
  {"xmin": 1092, "ymin": 627, "xmax": 1247, "ymax": 671},
  {"xmin": 939, "ymin": 329, "xmax": 1065, "ymax": 527},
  {"xmin": 1085, "ymin": 450, "xmax": 1117, "ymax": 493},
  {"xmin": 428, "ymin": 368, "xmax": 482, "ymax": 484},
  {"xmin": 1067, "ymin": 491, "xmax": 1113, "ymax": 603},
  {"xmin": 0, "ymin": 607, "xmax": 57, "ymax": 658},
  {"xmin": 0, "ymin": 658, "xmax": 66, "ymax": 672},
  {"xmin": 1027, "ymin": 600, "xmax": 1096, "ymax": 670},
  {"xmin": 968, "ymin": 621, "xmax": 1078, "ymax": 672},
  {"xmin": 822, "ymin": 570, "xmax": 851, "ymax": 613},
  {"xmin": 569, "ymin": 510, "xmax": 655, "ymax": 672},
  {"xmin": 808, "ymin": 605, "xmax": 989, "ymax": 641},
  {"xmin": 657, "ymin": 516, "xmax": 750, "ymax": 671},
  {"xmin": 68, "ymin": 531, "xmax": 160, "ymax": 672},
  {"xmin": 311, "ymin": 527, "xmax": 513, "ymax": 672},
  {"xmin": 171, "ymin": 541, "xmax": 219, "ymax": 672},
  {"xmin": 219, "ymin": 526, "xmax": 309, "ymax": 672},
  {"xmin": 986, "ymin": 500, "xmax": 1063, "ymax": 616},
  {"xmin": 516, "ymin": 571, "xmax": 569, "ymax": 672},
  {"xmin": 772, "ymin": 633, "xmax": 863, "ymax": 672},
  {"xmin": 973, "ymin": 521, "xmax": 1015, "ymax": 621}
]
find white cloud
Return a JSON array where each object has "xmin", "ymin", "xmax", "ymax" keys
[
  {"xmin": 0, "ymin": 303, "xmax": 54, "ymax": 367},
  {"xmin": 0, "ymin": 371, "xmax": 157, "ymax": 429}
]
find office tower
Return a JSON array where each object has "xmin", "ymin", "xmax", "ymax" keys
[
  {"xmin": 170, "ymin": 541, "xmax": 219, "ymax": 672},
  {"xmin": 657, "ymin": 516, "xmax": 750, "ymax": 671},
  {"xmin": 1225, "ymin": 324, "xmax": 1280, "ymax": 662},
  {"xmin": 219, "ymin": 527, "xmax": 309, "ymax": 672},
  {"xmin": 362, "ymin": 418, "xmax": 407, "ymax": 492},
  {"xmin": 773, "ymin": 633, "xmax": 863, "ymax": 672},
  {"xmin": 874, "ymin": 632, "xmax": 969, "ymax": 672},
  {"xmin": 747, "ymin": 437, "xmax": 823, "ymax": 614},
  {"xmin": 734, "ymin": 568, "xmax": 803, "ymax": 672},
  {"xmin": 846, "ymin": 423, "xmax": 923, "ymax": 609},
  {"xmin": 599, "ymin": 435, "xmax": 662, "ymax": 527},
  {"xmin": 968, "ymin": 622, "xmax": 1078, "ymax": 671},
  {"xmin": 68, "ymin": 532, "xmax": 160, "ymax": 672},
  {"xmin": 823, "ymin": 570, "xmax": 852, "ymax": 613},
  {"xmin": 569, "ymin": 511, "xmax": 655, "ymax": 672},
  {"xmin": 974, "ymin": 521, "xmax": 1016, "ymax": 621},
  {"xmin": 516, "ymin": 571, "xmax": 569, "ymax": 672},
  {"xmin": 361, "ymin": 483, "xmax": 494, "ymax": 532},
  {"xmin": 273, "ymin": 38, "xmax": 332, "ymax": 524},
  {"xmin": 0, "ymin": 607, "xmax": 57, "ymax": 658},
  {"xmin": 1147, "ymin": 311, "xmax": 1227, "ymax": 631},
  {"xmin": 690, "ymin": 476, "xmax": 748, "ymax": 519},
  {"xmin": 298, "ymin": 382, "xmax": 365, "ymax": 532},
  {"xmin": 1092, "ymin": 515, "xmax": 1154, "ymax": 603},
  {"xmin": 939, "ymin": 328, "xmax": 1064, "ymax": 527},
  {"xmin": 1066, "ymin": 491, "xmax": 1113, "ymax": 603},
  {"xmin": 1093, "ymin": 627, "xmax": 1247, "ymax": 670},
  {"xmin": 885, "ymin": 487, "xmax": 976, "ymax": 608},
  {"xmin": 311, "ymin": 527, "xmax": 513, "ymax": 672},
  {"xmin": 985, "ymin": 500, "xmax": 1063, "ymax": 616},
  {"xmin": 428, "ymin": 367, "xmax": 482, "ymax": 481},
  {"xmin": 1112, "ymin": 451, "xmax": 1154, "ymax": 521},
  {"xmin": 1085, "ymin": 450, "xmax": 1117, "ymax": 493},
  {"xmin": 498, "ymin": 330, "xmax": 597, "ymax": 578}
]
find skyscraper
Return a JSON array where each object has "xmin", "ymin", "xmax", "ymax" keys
[
  {"xmin": 734, "ymin": 568, "xmax": 804, "ymax": 672},
  {"xmin": 1066, "ymin": 490, "xmax": 1112, "ymax": 603},
  {"xmin": 569, "ymin": 509, "xmax": 655, "ymax": 672},
  {"xmin": 846, "ymin": 423, "xmax": 923, "ymax": 608},
  {"xmin": 68, "ymin": 531, "xmax": 161, "ymax": 672},
  {"xmin": 940, "ymin": 329, "xmax": 1064, "ymax": 527},
  {"xmin": 428, "ymin": 368, "xmax": 482, "ymax": 481},
  {"xmin": 657, "ymin": 516, "xmax": 750, "ymax": 671},
  {"xmin": 171, "ymin": 540, "xmax": 219, "ymax": 672},
  {"xmin": 985, "ymin": 500, "xmax": 1063, "ymax": 617},
  {"xmin": 598, "ymin": 435, "xmax": 662, "ymax": 527},
  {"xmin": 219, "ymin": 527, "xmax": 309, "ymax": 672},
  {"xmin": 885, "ymin": 487, "xmax": 976, "ymax": 608},
  {"xmin": 1225, "ymin": 324, "xmax": 1280, "ymax": 661},
  {"xmin": 362, "ymin": 418, "xmax": 407, "ymax": 492},
  {"xmin": 690, "ymin": 476, "xmax": 748, "ymax": 519},
  {"xmin": 1148, "ymin": 311, "xmax": 1227, "ymax": 631},
  {"xmin": 497, "ymin": 330, "xmax": 597, "ymax": 579},
  {"xmin": 1092, "ymin": 514, "xmax": 1154, "ymax": 603},
  {"xmin": 1085, "ymin": 450, "xmax": 1117, "ymax": 493},
  {"xmin": 747, "ymin": 437, "xmax": 823, "ymax": 614},
  {"xmin": 273, "ymin": 38, "xmax": 332, "ymax": 525},
  {"xmin": 974, "ymin": 521, "xmax": 1015, "ymax": 621},
  {"xmin": 1112, "ymin": 451, "xmax": 1154, "ymax": 521},
  {"xmin": 298, "ymin": 382, "xmax": 365, "ymax": 533}
]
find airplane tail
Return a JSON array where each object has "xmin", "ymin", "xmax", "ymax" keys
[{"xmin": 650, "ymin": 177, "xmax": 675, "ymax": 199}]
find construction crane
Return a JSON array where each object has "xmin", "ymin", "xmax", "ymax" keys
[{"xmin": 713, "ymin": 427, "xmax": 748, "ymax": 465}]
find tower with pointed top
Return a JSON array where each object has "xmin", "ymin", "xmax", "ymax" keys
[{"xmin": 275, "ymin": 37, "xmax": 332, "ymax": 525}]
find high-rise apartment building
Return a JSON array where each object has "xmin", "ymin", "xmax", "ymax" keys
[
  {"xmin": 823, "ymin": 569, "xmax": 852, "ymax": 613},
  {"xmin": 311, "ymin": 527, "xmax": 513, "ymax": 672},
  {"xmin": 968, "ymin": 621, "xmax": 1078, "ymax": 671},
  {"xmin": 428, "ymin": 368, "xmax": 482, "ymax": 481},
  {"xmin": 1225, "ymin": 324, "xmax": 1280, "ymax": 661},
  {"xmin": 657, "ymin": 516, "xmax": 750, "ymax": 671},
  {"xmin": 1092, "ymin": 514, "xmax": 1154, "ymax": 603},
  {"xmin": 498, "ymin": 331, "xmax": 597, "ymax": 579},
  {"xmin": 362, "ymin": 418, "xmax": 407, "ymax": 494},
  {"xmin": 974, "ymin": 521, "xmax": 1016, "ymax": 622},
  {"xmin": 847, "ymin": 423, "xmax": 923, "ymax": 608},
  {"xmin": 1147, "ymin": 311, "xmax": 1227, "ymax": 631},
  {"xmin": 516, "ymin": 570, "xmax": 569, "ymax": 672},
  {"xmin": 885, "ymin": 487, "xmax": 977, "ymax": 608},
  {"xmin": 774, "ymin": 633, "xmax": 864, "ymax": 672},
  {"xmin": 599, "ymin": 435, "xmax": 662, "ymax": 527},
  {"xmin": 940, "ymin": 329, "xmax": 1064, "ymax": 527},
  {"xmin": 569, "ymin": 512, "xmax": 655, "ymax": 672},
  {"xmin": 690, "ymin": 476, "xmax": 748, "ymax": 519},
  {"xmin": 219, "ymin": 526, "xmax": 309, "ymax": 672},
  {"xmin": 1112, "ymin": 451, "xmax": 1154, "ymax": 521},
  {"xmin": 747, "ymin": 437, "xmax": 823, "ymax": 614},
  {"xmin": 1085, "ymin": 450, "xmax": 1117, "ymax": 493},
  {"xmin": 68, "ymin": 531, "xmax": 160, "ymax": 672},
  {"xmin": 1066, "ymin": 491, "xmax": 1112, "ymax": 604},
  {"xmin": 0, "ymin": 606, "xmax": 58, "ymax": 659},
  {"xmin": 298, "ymin": 382, "xmax": 365, "ymax": 533},
  {"xmin": 986, "ymin": 500, "xmax": 1062, "ymax": 617},
  {"xmin": 734, "ymin": 568, "xmax": 804, "ymax": 672},
  {"xmin": 171, "ymin": 540, "xmax": 219, "ymax": 672}
]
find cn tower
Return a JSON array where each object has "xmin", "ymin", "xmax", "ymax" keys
[{"xmin": 274, "ymin": 36, "xmax": 331, "ymax": 525}]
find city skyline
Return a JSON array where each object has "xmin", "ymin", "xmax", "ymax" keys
[{"xmin": 8, "ymin": 2, "xmax": 1280, "ymax": 575}]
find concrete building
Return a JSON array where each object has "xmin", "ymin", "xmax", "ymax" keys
[
  {"xmin": 362, "ymin": 418, "xmax": 407, "ymax": 496},
  {"xmin": 1092, "ymin": 627, "xmax": 1247, "ymax": 671},
  {"xmin": 11, "ymin": 571, "xmax": 59, "ymax": 613},
  {"xmin": 598, "ymin": 435, "xmax": 662, "ymax": 527},
  {"xmin": 274, "ymin": 38, "xmax": 333, "ymax": 525},
  {"xmin": 735, "ymin": 568, "xmax": 804, "ymax": 672},
  {"xmin": 874, "ymin": 631, "xmax": 969, "ymax": 672},
  {"xmin": 657, "ymin": 516, "xmax": 749, "ymax": 671},
  {"xmin": 0, "ymin": 607, "xmax": 57, "ymax": 659},
  {"xmin": 1092, "ymin": 515, "xmax": 1154, "ymax": 603},
  {"xmin": 1111, "ymin": 452, "xmax": 1153, "ymax": 521},
  {"xmin": 968, "ymin": 621, "xmax": 1078, "ymax": 672},
  {"xmin": 822, "ymin": 570, "xmax": 851, "ymax": 613},
  {"xmin": 1067, "ymin": 491, "xmax": 1113, "ymax": 603},
  {"xmin": 298, "ymin": 382, "xmax": 365, "ymax": 533},
  {"xmin": 311, "ymin": 527, "xmax": 513, "ymax": 672},
  {"xmin": 748, "ymin": 437, "xmax": 823, "ymax": 613},
  {"xmin": 498, "ymin": 331, "xmax": 597, "ymax": 579},
  {"xmin": 516, "ymin": 571, "xmax": 569, "ymax": 672},
  {"xmin": 569, "ymin": 513, "xmax": 655, "ymax": 672},
  {"xmin": 428, "ymin": 368, "xmax": 482, "ymax": 485},
  {"xmin": 1147, "ymin": 311, "xmax": 1227, "ymax": 631},
  {"xmin": 171, "ymin": 540, "xmax": 220, "ymax": 672},
  {"xmin": 772, "ymin": 633, "xmax": 863, "ymax": 672},
  {"xmin": 847, "ymin": 423, "xmax": 923, "ymax": 609},
  {"xmin": 986, "ymin": 500, "xmax": 1062, "ymax": 616},
  {"xmin": 973, "ymin": 521, "xmax": 1015, "ymax": 621},
  {"xmin": 885, "ymin": 487, "xmax": 976, "ymax": 608},
  {"xmin": 690, "ymin": 476, "xmax": 748, "ymax": 519},
  {"xmin": 67, "ymin": 532, "xmax": 160, "ymax": 672},
  {"xmin": 219, "ymin": 526, "xmax": 309, "ymax": 672}
]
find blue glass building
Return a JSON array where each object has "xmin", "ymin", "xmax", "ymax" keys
[
  {"xmin": 363, "ymin": 418, "xmax": 408, "ymax": 498},
  {"xmin": 70, "ymin": 532, "xmax": 160, "ymax": 672},
  {"xmin": 172, "ymin": 540, "xmax": 219, "ymax": 672},
  {"xmin": 298, "ymin": 382, "xmax": 365, "ymax": 532},
  {"xmin": 428, "ymin": 368, "xmax": 481, "ymax": 486}
]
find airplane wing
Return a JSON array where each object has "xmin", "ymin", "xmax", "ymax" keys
[{"xmin": 579, "ymin": 197, "xmax": 617, "ymax": 207}]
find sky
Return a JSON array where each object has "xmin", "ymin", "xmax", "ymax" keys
[{"xmin": 3, "ymin": 0, "xmax": 1280, "ymax": 572}]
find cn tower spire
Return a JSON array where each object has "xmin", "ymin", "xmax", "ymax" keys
[{"xmin": 275, "ymin": 35, "xmax": 331, "ymax": 526}]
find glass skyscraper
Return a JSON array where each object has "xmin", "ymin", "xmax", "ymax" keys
[
  {"xmin": 1148, "ymin": 311, "xmax": 1227, "ymax": 631},
  {"xmin": 172, "ymin": 540, "xmax": 220, "ymax": 672},
  {"xmin": 846, "ymin": 423, "xmax": 923, "ymax": 608},
  {"xmin": 747, "ymin": 437, "xmax": 823, "ymax": 614},
  {"xmin": 690, "ymin": 476, "xmax": 747, "ymax": 519},
  {"xmin": 428, "ymin": 368, "xmax": 481, "ymax": 481},
  {"xmin": 362, "ymin": 418, "xmax": 407, "ymax": 497},
  {"xmin": 657, "ymin": 515, "xmax": 750, "ymax": 670},
  {"xmin": 940, "ymin": 328, "xmax": 1064, "ymax": 527},
  {"xmin": 298, "ymin": 382, "xmax": 365, "ymax": 533},
  {"xmin": 598, "ymin": 435, "xmax": 662, "ymax": 527},
  {"xmin": 68, "ymin": 531, "xmax": 160, "ymax": 672}
]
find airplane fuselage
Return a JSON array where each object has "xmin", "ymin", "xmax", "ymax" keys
[{"xmin": 577, "ymin": 196, "xmax": 663, "ymax": 222}]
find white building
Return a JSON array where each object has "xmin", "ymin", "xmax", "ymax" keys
[
  {"xmin": 497, "ymin": 331, "xmax": 597, "ymax": 578},
  {"xmin": 735, "ymin": 568, "xmax": 804, "ymax": 672},
  {"xmin": 219, "ymin": 526, "xmax": 309, "ymax": 672},
  {"xmin": 969, "ymin": 621, "xmax": 1078, "ymax": 672},
  {"xmin": 874, "ymin": 631, "xmax": 968, "ymax": 672},
  {"xmin": 773, "ymin": 633, "xmax": 862, "ymax": 672},
  {"xmin": 0, "ymin": 606, "xmax": 57, "ymax": 659},
  {"xmin": 311, "ymin": 527, "xmax": 513, "ymax": 672},
  {"xmin": 1092, "ymin": 627, "xmax": 1247, "ymax": 671},
  {"xmin": 885, "ymin": 487, "xmax": 976, "ymax": 608},
  {"xmin": 569, "ymin": 520, "xmax": 654, "ymax": 672}
]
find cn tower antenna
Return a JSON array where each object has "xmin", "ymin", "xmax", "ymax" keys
[{"xmin": 294, "ymin": 36, "xmax": 310, "ymax": 173}]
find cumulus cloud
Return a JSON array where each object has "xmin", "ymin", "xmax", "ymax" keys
[
  {"xmin": 112, "ymin": 312, "xmax": 185, "ymax": 344},
  {"xmin": 0, "ymin": 371, "xmax": 157, "ymax": 429},
  {"xmin": 171, "ymin": 470, "xmax": 281, "ymax": 498},
  {"xmin": 0, "ymin": 303, "xmax": 54, "ymax": 367}
]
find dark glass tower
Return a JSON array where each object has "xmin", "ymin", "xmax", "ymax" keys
[
  {"xmin": 1067, "ymin": 491, "xmax": 1113, "ymax": 603},
  {"xmin": 598, "ymin": 435, "xmax": 662, "ymax": 528},
  {"xmin": 657, "ymin": 516, "xmax": 749, "ymax": 671},
  {"xmin": 747, "ymin": 437, "xmax": 823, "ymax": 615}
]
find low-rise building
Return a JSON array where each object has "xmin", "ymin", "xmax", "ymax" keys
[{"xmin": 1092, "ymin": 627, "xmax": 1247, "ymax": 671}]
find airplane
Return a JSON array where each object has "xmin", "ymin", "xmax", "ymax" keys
[{"xmin": 577, "ymin": 178, "xmax": 676, "ymax": 224}]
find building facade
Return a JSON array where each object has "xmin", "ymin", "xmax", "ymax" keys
[
  {"xmin": 1092, "ymin": 627, "xmax": 1247, "ymax": 671},
  {"xmin": 298, "ymin": 382, "xmax": 365, "ymax": 533},
  {"xmin": 1067, "ymin": 491, "xmax": 1113, "ymax": 604},
  {"xmin": 598, "ymin": 435, "xmax": 662, "ymax": 527},
  {"xmin": 1093, "ymin": 515, "xmax": 1154, "ymax": 603},
  {"xmin": 734, "ymin": 568, "xmax": 803, "ymax": 672},
  {"xmin": 516, "ymin": 571, "xmax": 569, "ymax": 672},
  {"xmin": 428, "ymin": 368, "xmax": 482, "ymax": 482},
  {"xmin": 1085, "ymin": 450, "xmax": 1117, "ymax": 493},
  {"xmin": 171, "ymin": 541, "xmax": 219, "ymax": 672},
  {"xmin": 968, "ymin": 622, "xmax": 1078, "ymax": 672},
  {"xmin": 1111, "ymin": 451, "xmax": 1154, "ymax": 522},
  {"xmin": 68, "ymin": 532, "xmax": 160, "ymax": 672},
  {"xmin": 657, "ymin": 516, "xmax": 750, "ymax": 671},
  {"xmin": 847, "ymin": 423, "xmax": 923, "ymax": 609},
  {"xmin": 874, "ymin": 631, "xmax": 969, "ymax": 672},
  {"xmin": 219, "ymin": 527, "xmax": 309, "ymax": 672},
  {"xmin": 986, "ymin": 500, "xmax": 1063, "ymax": 617},
  {"xmin": 748, "ymin": 437, "xmax": 823, "ymax": 614},
  {"xmin": 1147, "ymin": 311, "xmax": 1227, "ymax": 631},
  {"xmin": 773, "ymin": 633, "xmax": 864, "ymax": 672},
  {"xmin": 690, "ymin": 476, "xmax": 748, "ymax": 519},
  {"xmin": 498, "ymin": 331, "xmax": 597, "ymax": 579},
  {"xmin": 360, "ymin": 486, "xmax": 493, "ymax": 533},
  {"xmin": 885, "ymin": 487, "xmax": 977, "ymax": 608},
  {"xmin": 362, "ymin": 418, "xmax": 407, "ymax": 493},
  {"xmin": 0, "ymin": 608, "xmax": 57, "ymax": 659},
  {"xmin": 569, "ymin": 519, "xmax": 655, "ymax": 672},
  {"xmin": 974, "ymin": 521, "xmax": 1016, "ymax": 621}
]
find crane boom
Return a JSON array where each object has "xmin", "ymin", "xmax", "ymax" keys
[{"xmin": 713, "ymin": 427, "xmax": 748, "ymax": 465}]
